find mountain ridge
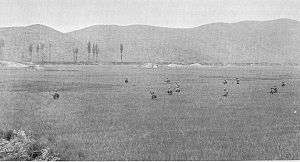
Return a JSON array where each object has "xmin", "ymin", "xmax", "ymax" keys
[
  {"xmin": 0, "ymin": 18, "xmax": 299, "ymax": 64},
  {"xmin": 0, "ymin": 18, "xmax": 298, "ymax": 33}
]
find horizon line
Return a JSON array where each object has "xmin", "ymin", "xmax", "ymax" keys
[{"xmin": 0, "ymin": 18, "xmax": 298, "ymax": 33}]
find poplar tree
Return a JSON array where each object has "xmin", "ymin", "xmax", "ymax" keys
[
  {"xmin": 120, "ymin": 44, "xmax": 123, "ymax": 62},
  {"xmin": 0, "ymin": 39, "xmax": 4, "ymax": 60},
  {"xmin": 29, "ymin": 44, "xmax": 33, "ymax": 62},
  {"xmin": 87, "ymin": 41, "xmax": 91, "ymax": 62}
]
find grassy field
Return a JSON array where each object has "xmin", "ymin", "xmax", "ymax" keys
[{"xmin": 0, "ymin": 65, "xmax": 299, "ymax": 160}]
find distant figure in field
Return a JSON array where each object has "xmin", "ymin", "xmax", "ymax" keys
[
  {"xmin": 165, "ymin": 78, "xmax": 171, "ymax": 84},
  {"xmin": 223, "ymin": 88, "xmax": 229, "ymax": 97},
  {"xmin": 235, "ymin": 77, "xmax": 240, "ymax": 84},
  {"xmin": 150, "ymin": 91, "xmax": 157, "ymax": 99},
  {"xmin": 175, "ymin": 83, "xmax": 181, "ymax": 93},
  {"xmin": 167, "ymin": 89, "xmax": 173, "ymax": 95},
  {"xmin": 281, "ymin": 81, "xmax": 286, "ymax": 87},
  {"xmin": 51, "ymin": 89, "xmax": 60, "ymax": 100},
  {"xmin": 270, "ymin": 86, "xmax": 278, "ymax": 94},
  {"xmin": 125, "ymin": 78, "xmax": 129, "ymax": 83},
  {"xmin": 223, "ymin": 80, "xmax": 228, "ymax": 85}
]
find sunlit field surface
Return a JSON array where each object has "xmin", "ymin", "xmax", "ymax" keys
[{"xmin": 0, "ymin": 65, "xmax": 299, "ymax": 160}]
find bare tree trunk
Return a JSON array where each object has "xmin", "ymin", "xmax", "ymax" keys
[
  {"xmin": 41, "ymin": 50, "xmax": 44, "ymax": 63},
  {"xmin": 0, "ymin": 47, "xmax": 2, "ymax": 60},
  {"xmin": 49, "ymin": 44, "xmax": 51, "ymax": 63},
  {"xmin": 121, "ymin": 52, "xmax": 123, "ymax": 62}
]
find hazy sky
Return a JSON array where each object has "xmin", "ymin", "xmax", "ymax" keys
[{"xmin": 0, "ymin": 0, "xmax": 299, "ymax": 32}]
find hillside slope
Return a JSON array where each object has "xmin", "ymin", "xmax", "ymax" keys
[
  {"xmin": 0, "ymin": 19, "xmax": 299, "ymax": 64},
  {"xmin": 68, "ymin": 19, "xmax": 300, "ymax": 64},
  {"xmin": 0, "ymin": 24, "xmax": 84, "ymax": 62}
]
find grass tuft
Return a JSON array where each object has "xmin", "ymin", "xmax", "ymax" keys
[{"xmin": 0, "ymin": 129, "xmax": 61, "ymax": 161}]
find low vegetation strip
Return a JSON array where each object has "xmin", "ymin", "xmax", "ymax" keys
[{"xmin": 0, "ymin": 129, "xmax": 60, "ymax": 161}]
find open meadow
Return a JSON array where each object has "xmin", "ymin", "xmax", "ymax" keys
[{"xmin": 0, "ymin": 65, "xmax": 299, "ymax": 160}]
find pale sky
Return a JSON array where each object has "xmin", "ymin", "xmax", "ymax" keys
[{"xmin": 0, "ymin": 0, "xmax": 299, "ymax": 32}]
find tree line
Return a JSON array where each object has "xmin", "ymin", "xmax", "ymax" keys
[
  {"xmin": 27, "ymin": 43, "xmax": 51, "ymax": 63},
  {"xmin": 0, "ymin": 38, "xmax": 124, "ymax": 63},
  {"xmin": 86, "ymin": 41, "xmax": 100, "ymax": 63},
  {"xmin": 28, "ymin": 41, "xmax": 101, "ymax": 63}
]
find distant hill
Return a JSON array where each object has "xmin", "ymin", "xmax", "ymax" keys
[
  {"xmin": 0, "ymin": 24, "xmax": 84, "ymax": 62},
  {"xmin": 0, "ymin": 19, "xmax": 299, "ymax": 65}
]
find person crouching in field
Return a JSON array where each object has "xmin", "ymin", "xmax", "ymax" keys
[
  {"xmin": 223, "ymin": 88, "xmax": 229, "ymax": 97},
  {"xmin": 167, "ymin": 89, "xmax": 173, "ymax": 95},
  {"xmin": 270, "ymin": 86, "xmax": 278, "ymax": 94},
  {"xmin": 50, "ymin": 89, "xmax": 60, "ymax": 100},
  {"xmin": 164, "ymin": 78, "xmax": 171, "ymax": 84},
  {"xmin": 235, "ymin": 77, "xmax": 240, "ymax": 84},
  {"xmin": 150, "ymin": 91, "xmax": 157, "ymax": 99},
  {"xmin": 175, "ymin": 83, "xmax": 180, "ymax": 93}
]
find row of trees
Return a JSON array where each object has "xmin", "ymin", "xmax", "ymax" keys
[
  {"xmin": 87, "ymin": 41, "xmax": 100, "ymax": 63},
  {"xmin": 71, "ymin": 42, "xmax": 125, "ymax": 63},
  {"xmin": 28, "ymin": 43, "xmax": 52, "ymax": 63},
  {"xmin": 0, "ymin": 39, "xmax": 124, "ymax": 63},
  {"xmin": 27, "ymin": 41, "xmax": 101, "ymax": 63},
  {"xmin": 87, "ymin": 42, "xmax": 124, "ymax": 63}
]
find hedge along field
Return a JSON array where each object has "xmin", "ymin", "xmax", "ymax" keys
[{"xmin": 0, "ymin": 65, "xmax": 299, "ymax": 160}]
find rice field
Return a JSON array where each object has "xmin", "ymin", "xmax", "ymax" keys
[{"xmin": 0, "ymin": 65, "xmax": 299, "ymax": 160}]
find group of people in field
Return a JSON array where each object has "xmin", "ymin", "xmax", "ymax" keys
[
  {"xmin": 222, "ymin": 77, "xmax": 240, "ymax": 97},
  {"xmin": 49, "ymin": 89, "xmax": 60, "ymax": 100},
  {"xmin": 165, "ymin": 78, "xmax": 181, "ymax": 95},
  {"xmin": 222, "ymin": 77, "xmax": 287, "ymax": 97},
  {"xmin": 124, "ymin": 77, "xmax": 181, "ymax": 99},
  {"xmin": 47, "ymin": 76, "xmax": 288, "ymax": 101},
  {"xmin": 269, "ymin": 81, "xmax": 287, "ymax": 94},
  {"xmin": 127, "ymin": 76, "xmax": 288, "ymax": 99}
]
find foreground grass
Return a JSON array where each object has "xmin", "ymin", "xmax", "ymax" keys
[
  {"xmin": 0, "ymin": 65, "xmax": 299, "ymax": 160},
  {"xmin": 0, "ymin": 129, "xmax": 60, "ymax": 161}
]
